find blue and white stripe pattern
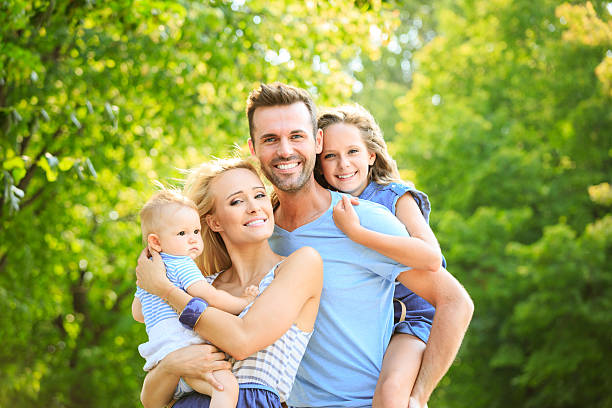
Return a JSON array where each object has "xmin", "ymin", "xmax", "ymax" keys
[
  {"xmin": 135, "ymin": 252, "xmax": 206, "ymax": 334},
  {"xmin": 230, "ymin": 264, "xmax": 313, "ymax": 403}
]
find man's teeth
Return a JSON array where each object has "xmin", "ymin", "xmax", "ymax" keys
[
  {"xmin": 246, "ymin": 219, "xmax": 266, "ymax": 227},
  {"xmin": 277, "ymin": 162, "xmax": 298, "ymax": 170}
]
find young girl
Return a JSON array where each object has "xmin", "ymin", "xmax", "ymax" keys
[{"xmin": 315, "ymin": 104, "xmax": 446, "ymax": 408}]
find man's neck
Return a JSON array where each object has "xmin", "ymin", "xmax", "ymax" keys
[{"xmin": 274, "ymin": 179, "xmax": 331, "ymax": 232}]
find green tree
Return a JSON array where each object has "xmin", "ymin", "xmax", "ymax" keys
[
  {"xmin": 393, "ymin": 0, "xmax": 612, "ymax": 406},
  {"xmin": 0, "ymin": 1, "xmax": 400, "ymax": 406}
]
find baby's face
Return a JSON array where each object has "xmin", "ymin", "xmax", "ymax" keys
[{"xmin": 157, "ymin": 205, "xmax": 204, "ymax": 259}]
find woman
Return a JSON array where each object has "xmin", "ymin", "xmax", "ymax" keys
[{"xmin": 136, "ymin": 159, "xmax": 323, "ymax": 408}]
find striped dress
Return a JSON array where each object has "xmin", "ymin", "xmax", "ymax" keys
[{"xmin": 213, "ymin": 263, "xmax": 313, "ymax": 403}]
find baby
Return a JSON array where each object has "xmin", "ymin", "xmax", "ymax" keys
[{"xmin": 132, "ymin": 190, "xmax": 258, "ymax": 407}]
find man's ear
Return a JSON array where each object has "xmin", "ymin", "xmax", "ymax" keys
[
  {"xmin": 147, "ymin": 234, "xmax": 162, "ymax": 252},
  {"xmin": 206, "ymin": 214, "xmax": 223, "ymax": 232},
  {"xmin": 248, "ymin": 137, "xmax": 256, "ymax": 156},
  {"xmin": 315, "ymin": 128, "xmax": 323, "ymax": 154}
]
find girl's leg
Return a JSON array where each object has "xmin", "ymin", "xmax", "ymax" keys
[
  {"xmin": 372, "ymin": 333, "xmax": 426, "ymax": 408},
  {"xmin": 184, "ymin": 369, "xmax": 239, "ymax": 408}
]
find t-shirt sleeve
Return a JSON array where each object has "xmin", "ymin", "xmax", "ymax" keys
[
  {"xmin": 171, "ymin": 259, "xmax": 205, "ymax": 291},
  {"xmin": 135, "ymin": 285, "xmax": 145, "ymax": 300},
  {"xmin": 354, "ymin": 201, "xmax": 412, "ymax": 281},
  {"xmin": 389, "ymin": 183, "xmax": 431, "ymax": 224}
]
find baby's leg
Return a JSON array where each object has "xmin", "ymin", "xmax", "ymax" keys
[
  {"xmin": 184, "ymin": 369, "xmax": 238, "ymax": 408},
  {"xmin": 372, "ymin": 333, "xmax": 426, "ymax": 408}
]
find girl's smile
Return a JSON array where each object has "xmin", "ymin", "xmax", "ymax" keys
[{"xmin": 320, "ymin": 123, "xmax": 376, "ymax": 196}]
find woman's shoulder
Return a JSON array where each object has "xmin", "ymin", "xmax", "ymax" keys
[{"xmin": 277, "ymin": 247, "xmax": 323, "ymax": 278}]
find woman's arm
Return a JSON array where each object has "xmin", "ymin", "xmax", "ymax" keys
[
  {"xmin": 140, "ymin": 345, "xmax": 232, "ymax": 408},
  {"xmin": 149, "ymin": 247, "xmax": 323, "ymax": 360},
  {"xmin": 194, "ymin": 246, "xmax": 322, "ymax": 360},
  {"xmin": 333, "ymin": 195, "xmax": 442, "ymax": 272}
]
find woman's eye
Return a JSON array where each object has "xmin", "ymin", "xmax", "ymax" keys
[
  {"xmin": 323, "ymin": 153, "xmax": 335, "ymax": 159},
  {"xmin": 348, "ymin": 149, "xmax": 359, "ymax": 154},
  {"xmin": 178, "ymin": 231, "xmax": 185, "ymax": 236},
  {"xmin": 255, "ymin": 192, "xmax": 266, "ymax": 199},
  {"xmin": 230, "ymin": 199, "xmax": 241, "ymax": 206}
]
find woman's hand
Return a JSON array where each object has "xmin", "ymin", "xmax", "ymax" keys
[
  {"xmin": 141, "ymin": 344, "xmax": 232, "ymax": 407},
  {"xmin": 332, "ymin": 195, "xmax": 362, "ymax": 239},
  {"xmin": 158, "ymin": 344, "xmax": 232, "ymax": 390},
  {"xmin": 136, "ymin": 247, "xmax": 172, "ymax": 297}
]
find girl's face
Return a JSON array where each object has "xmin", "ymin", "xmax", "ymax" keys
[
  {"xmin": 206, "ymin": 168, "xmax": 274, "ymax": 245},
  {"xmin": 320, "ymin": 123, "xmax": 376, "ymax": 196}
]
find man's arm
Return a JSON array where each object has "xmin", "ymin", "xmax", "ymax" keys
[{"xmin": 396, "ymin": 267, "xmax": 474, "ymax": 406}]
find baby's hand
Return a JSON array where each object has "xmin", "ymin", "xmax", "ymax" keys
[
  {"xmin": 333, "ymin": 195, "xmax": 361, "ymax": 238},
  {"xmin": 243, "ymin": 285, "xmax": 259, "ymax": 301}
]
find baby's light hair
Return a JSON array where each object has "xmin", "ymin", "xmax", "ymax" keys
[
  {"xmin": 140, "ymin": 189, "xmax": 198, "ymax": 244},
  {"xmin": 315, "ymin": 104, "xmax": 401, "ymax": 188}
]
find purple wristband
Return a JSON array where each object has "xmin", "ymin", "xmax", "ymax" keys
[{"xmin": 179, "ymin": 297, "xmax": 208, "ymax": 330}]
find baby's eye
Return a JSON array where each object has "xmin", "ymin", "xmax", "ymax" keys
[
  {"xmin": 194, "ymin": 229, "xmax": 200, "ymax": 235},
  {"xmin": 323, "ymin": 153, "xmax": 335, "ymax": 159},
  {"xmin": 177, "ymin": 231, "xmax": 185, "ymax": 236}
]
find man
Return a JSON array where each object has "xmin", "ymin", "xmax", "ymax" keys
[{"xmin": 245, "ymin": 83, "xmax": 473, "ymax": 408}]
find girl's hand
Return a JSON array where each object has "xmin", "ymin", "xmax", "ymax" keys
[
  {"xmin": 333, "ymin": 195, "xmax": 362, "ymax": 239},
  {"xmin": 136, "ymin": 247, "xmax": 173, "ymax": 296}
]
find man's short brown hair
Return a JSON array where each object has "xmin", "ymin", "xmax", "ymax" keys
[{"xmin": 246, "ymin": 82, "xmax": 318, "ymax": 142}]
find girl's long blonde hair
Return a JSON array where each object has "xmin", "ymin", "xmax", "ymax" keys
[
  {"xmin": 183, "ymin": 158, "xmax": 260, "ymax": 276},
  {"xmin": 315, "ymin": 104, "xmax": 401, "ymax": 189}
]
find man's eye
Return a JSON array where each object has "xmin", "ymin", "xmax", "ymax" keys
[
  {"xmin": 263, "ymin": 137, "xmax": 276, "ymax": 143},
  {"xmin": 291, "ymin": 134, "xmax": 303, "ymax": 139},
  {"xmin": 178, "ymin": 231, "xmax": 185, "ymax": 236}
]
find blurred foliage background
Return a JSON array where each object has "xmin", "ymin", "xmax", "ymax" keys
[{"xmin": 1, "ymin": 0, "xmax": 610, "ymax": 406}]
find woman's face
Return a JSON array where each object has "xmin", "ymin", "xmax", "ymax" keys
[{"xmin": 207, "ymin": 168, "xmax": 274, "ymax": 244}]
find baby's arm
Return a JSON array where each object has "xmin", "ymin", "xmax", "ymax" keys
[
  {"xmin": 333, "ymin": 195, "xmax": 442, "ymax": 272},
  {"xmin": 132, "ymin": 297, "xmax": 145, "ymax": 323},
  {"xmin": 186, "ymin": 280, "xmax": 258, "ymax": 315}
]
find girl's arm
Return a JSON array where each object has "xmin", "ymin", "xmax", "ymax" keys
[
  {"xmin": 132, "ymin": 297, "xmax": 145, "ymax": 323},
  {"xmin": 137, "ymin": 247, "xmax": 323, "ymax": 361},
  {"xmin": 333, "ymin": 195, "xmax": 442, "ymax": 272},
  {"xmin": 394, "ymin": 193, "xmax": 441, "ymax": 251},
  {"xmin": 185, "ymin": 280, "xmax": 256, "ymax": 315}
]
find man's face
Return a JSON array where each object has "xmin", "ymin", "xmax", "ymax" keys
[{"xmin": 249, "ymin": 102, "xmax": 322, "ymax": 193}]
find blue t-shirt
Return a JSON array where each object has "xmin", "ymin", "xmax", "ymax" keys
[
  {"xmin": 135, "ymin": 252, "xmax": 205, "ymax": 334},
  {"xmin": 270, "ymin": 190, "xmax": 411, "ymax": 408}
]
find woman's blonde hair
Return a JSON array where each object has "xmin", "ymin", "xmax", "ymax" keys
[
  {"xmin": 315, "ymin": 104, "xmax": 401, "ymax": 188},
  {"xmin": 183, "ymin": 158, "xmax": 260, "ymax": 276}
]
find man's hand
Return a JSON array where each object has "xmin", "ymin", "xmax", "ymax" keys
[
  {"xmin": 135, "ymin": 247, "xmax": 171, "ymax": 297},
  {"xmin": 157, "ymin": 344, "xmax": 232, "ymax": 391},
  {"xmin": 332, "ymin": 195, "xmax": 361, "ymax": 239}
]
